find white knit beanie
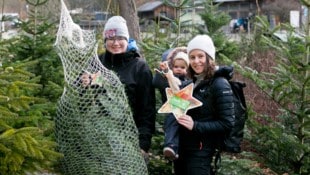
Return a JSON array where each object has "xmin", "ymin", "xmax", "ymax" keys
[
  {"xmin": 103, "ymin": 16, "xmax": 129, "ymax": 41},
  {"xmin": 187, "ymin": 35, "xmax": 216, "ymax": 60},
  {"xmin": 173, "ymin": 51, "xmax": 189, "ymax": 66}
]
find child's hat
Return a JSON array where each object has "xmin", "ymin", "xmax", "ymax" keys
[
  {"xmin": 166, "ymin": 46, "xmax": 187, "ymax": 68},
  {"xmin": 173, "ymin": 51, "xmax": 189, "ymax": 66}
]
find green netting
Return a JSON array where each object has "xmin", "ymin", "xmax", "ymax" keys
[{"xmin": 54, "ymin": 1, "xmax": 148, "ymax": 174}]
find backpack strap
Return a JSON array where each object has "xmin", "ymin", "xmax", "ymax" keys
[
  {"xmin": 213, "ymin": 149, "xmax": 222, "ymax": 175},
  {"xmin": 230, "ymin": 81, "xmax": 247, "ymax": 108}
]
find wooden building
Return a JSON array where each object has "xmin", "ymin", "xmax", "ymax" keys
[
  {"xmin": 137, "ymin": 1, "xmax": 178, "ymax": 32},
  {"xmin": 137, "ymin": 1, "xmax": 176, "ymax": 21}
]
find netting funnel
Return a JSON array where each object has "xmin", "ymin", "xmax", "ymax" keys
[{"xmin": 54, "ymin": 0, "xmax": 148, "ymax": 174}]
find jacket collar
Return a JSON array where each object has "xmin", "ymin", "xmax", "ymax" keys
[{"xmin": 104, "ymin": 50, "xmax": 138, "ymax": 68}]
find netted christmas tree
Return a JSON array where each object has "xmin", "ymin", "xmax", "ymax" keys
[{"xmin": 54, "ymin": 0, "xmax": 148, "ymax": 174}]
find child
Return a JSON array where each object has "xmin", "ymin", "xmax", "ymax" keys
[{"xmin": 153, "ymin": 47, "xmax": 189, "ymax": 160}]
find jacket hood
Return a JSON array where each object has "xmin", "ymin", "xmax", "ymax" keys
[{"xmin": 214, "ymin": 66, "xmax": 234, "ymax": 80}]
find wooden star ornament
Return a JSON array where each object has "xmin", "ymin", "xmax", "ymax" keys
[{"xmin": 158, "ymin": 83, "xmax": 202, "ymax": 119}]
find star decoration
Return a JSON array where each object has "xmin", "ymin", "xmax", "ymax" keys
[
  {"xmin": 91, "ymin": 71, "xmax": 103, "ymax": 86},
  {"xmin": 158, "ymin": 83, "xmax": 202, "ymax": 119}
]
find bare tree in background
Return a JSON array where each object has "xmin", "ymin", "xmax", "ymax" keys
[
  {"xmin": 117, "ymin": 0, "xmax": 141, "ymax": 43},
  {"xmin": 53, "ymin": 0, "xmax": 141, "ymax": 42},
  {"xmin": 2, "ymin": 0, "xmax": 142, "ymax": 46},
  {"xmin": 256, "ymin": 0, "xmax": 261, "ymax": 15}
]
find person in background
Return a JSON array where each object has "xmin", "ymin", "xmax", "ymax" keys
[
  {"xmin": 153, "ymin": 47, "xmax": 189, "ymax": 160},
  {"xmin": 152, "ymin": 48, "xmax": 172, "ymax": 103},
  {"xmin": 83, "ymin": 16, "xmax": 156, "ymax": 162},
  {"xmin": 173, "ymin": 35, "xmax": 235, "ymax": 175}
]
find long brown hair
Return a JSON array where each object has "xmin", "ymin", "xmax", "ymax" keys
[{"xmin": 187, "ymin": 54, "xmax": 216, "ymax": 80}]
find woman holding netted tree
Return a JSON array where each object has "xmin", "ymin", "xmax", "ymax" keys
[
  {"xmin": 55, "ymin": 1, "xmax": 155, "ymax": 174},
  {"xmin": 99, "ymin": 15, "xmax": 156, "ymax": 161}
]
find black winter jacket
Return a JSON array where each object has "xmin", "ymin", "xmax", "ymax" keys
[
  {"xmin": 99, "ymin": 50, "xmax": 156, "ymax": 152},
  {"xmin": 179, "ymin": 67, "xmax": 235, "ymax": 153}
]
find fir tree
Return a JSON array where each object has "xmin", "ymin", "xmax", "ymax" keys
[
  {"xmin": 5, "ymin": 0, "xmax": 64, "ymax": 103},
  {"xmin": 241, "ymin": 15, "xmax": 310, "ymax": 175},
  {"xmin": 0, "ymin": 0, "xmax": 64, "ymax": 174},
  {"xmin": 197, "ymin": 0, "xmax": 239, "ymax": 63},
  {"xmin": 0, "ymin": 63, "xmax": 62, "ymax": 174}
]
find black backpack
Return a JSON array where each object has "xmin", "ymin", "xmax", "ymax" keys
[
  {"xmin": 223, "ymin": 81, "xmax": 247, "ymax": 153},
  {"xmin": 208, "ymin": 78, "xmax": 248, "ymax": 153},
  {"xmin": 212, "ymin": 80, "xmax": 248, "ymax": 174}
]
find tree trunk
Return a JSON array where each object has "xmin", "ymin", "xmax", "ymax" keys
[
  {"xmin": 255, "ymin": 0, "xmax": 261, "ymax": 15},
  {"xmin": 117, "ymin": 0, "xmax": 141, "ymax": 43}
]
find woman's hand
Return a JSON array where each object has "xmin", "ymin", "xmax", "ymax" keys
[
  {"xmin": 141, "ymin": 149, "xmax": 149, "ymax": 164},
  {"xmin": 80, "ymin": 72, "xmax": 99, "ymax": 87},
  {"xmin": 176, "ymin": 114, "xmax": 194, "ymax": 130},
  {"xmin": 80, "ymin": 73, "xmax": 92, "ymax": 87}
]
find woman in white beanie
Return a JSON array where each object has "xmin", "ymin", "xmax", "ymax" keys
[
  {"xmin": 99, "ymin": 16, "xmax": 156, "ymax": 163},
  {"xmin": 172, "ymin": 35, "xmax": 235, "ymax": 175}
]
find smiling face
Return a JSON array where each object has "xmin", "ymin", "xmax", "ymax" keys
[
  {"xmin": 188, "ymin": 49, "xmax": 207, "ymax": 74},
  {"xmin": 105, "ymin": 36, "xmax": 128, "ymax": 54}
]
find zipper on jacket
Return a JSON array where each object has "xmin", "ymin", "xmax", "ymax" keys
[{"xmin": 111, "ymin": 55, "xmax": 114, "ymax": 69}]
